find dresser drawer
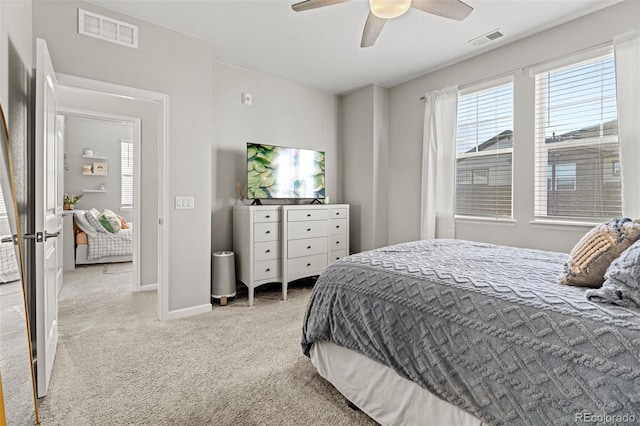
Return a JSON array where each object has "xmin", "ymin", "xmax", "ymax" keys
[
  {"xmin": 254, "ymin": 209, "xmax": 280, "ymax": 223},
  {"xmin": 288, "ymin": 209, "xmax": 329, "ymax": 222},
  {"xmin": 330, "ymin": 249, "xmax": 348, "ymax": 263},
  {"xmin": 288, "ymin": 220, "xmax": 328, "ymax": 240},
  {"xmin": 330, "ymin": 218, "xmax": 347, "ymax": 235},
  {"xmin": 254, "ymin": 222, "xmax": 280, "ymax": 242},
  {"xmin": 254, "ymin": 259, "xmax": 280, "ymax": 281},
  {"xmin": 330, "ymin": 234, "xmax": 347, "ymax": 251},
  {"xmin": 330, "ymin": 208, "xmax": 348, "ymax": 219},
  {"xmin": 288, "ymin": 237, "xmax": 328, "ymax": 259},
  {"xmin": 287, "ymin": 254, "xmax": 328, "ymax": 280},
  {"xmin": 254, "ymin": 240, "xmax": 280, "ymax": 262}
]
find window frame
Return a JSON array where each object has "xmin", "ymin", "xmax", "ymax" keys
[
  {"xmin": 120, "ymin": 139, "xmax": 134, "ymax": 210},
  {"xmin": 533, "ymin": 47, "xmax": 620, "ymax": 222}
]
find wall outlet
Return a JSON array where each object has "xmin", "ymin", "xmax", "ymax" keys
[
  {"xmin": 241, "ymin": 92, "xmax": 252, "ymax": 106},
  {"xmin": 175, "ymin": 196, "xmax": 195, "ymax": 209}
]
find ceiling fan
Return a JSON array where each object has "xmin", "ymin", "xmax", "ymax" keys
[{"xmin": 291, "ymin": 0, "xmax": 473, "ymax": 47}]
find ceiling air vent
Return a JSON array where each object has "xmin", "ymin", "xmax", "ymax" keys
[
  {"xmin": 78, "ymin": 9, "xmax": 138, "ymax": 49},
  {"xmin": 469, "ymin": 29, "xmax": 504, "ymax": 47}
]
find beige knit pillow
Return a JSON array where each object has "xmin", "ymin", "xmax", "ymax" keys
[{"xmin": 559, "ymin": 218, "xmax": 640, "ymax": 288}]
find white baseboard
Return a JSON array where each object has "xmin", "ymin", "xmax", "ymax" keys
[
  {"xmin": 166, "ymin": 303, "xmax": 212, "ymax": 321},
  {"xmin": 140, "ymin": 283, "xmax": 158, "ymax": 292}
]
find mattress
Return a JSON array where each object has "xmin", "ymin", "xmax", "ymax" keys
[{"xmin": 302, "ymin": 239, "xmax": 640, "ymax": 425}]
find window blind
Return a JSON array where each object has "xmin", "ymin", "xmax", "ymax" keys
[
  {"xmin": 534, "ymin": 51, "xmax": 620, "ymax": 222},
  {"xmin": 121, "ymin": 141, "xmax": 133, "ymax": 209},
  {"xmin": 0, "ymin": 185, "xmax": 7, "ymax": 218},
  {"xmin": 456, "ymin": 81, "xmax": 513, "ymax": 218}
]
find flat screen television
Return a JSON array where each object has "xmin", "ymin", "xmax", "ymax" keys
[{"xmin": 246, "ymin": 143, "xmax": 325, "ymax": 201}]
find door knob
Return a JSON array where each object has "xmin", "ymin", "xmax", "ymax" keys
[{"xmin": 44, "ymin": 231, "xmax": 60, "ymax": 241}]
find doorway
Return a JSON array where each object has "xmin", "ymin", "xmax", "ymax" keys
[
  {"xmin": 57, "ymin": 110, "xmax": 140, "ymax": 294},
  {"xmin": 55, "ymin": 73, "xmax": 169, "ymax": 320}
]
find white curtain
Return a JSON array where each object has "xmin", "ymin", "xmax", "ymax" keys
[
  {"xmin": 420, "ymin": 86, "xmax": 458, "ymax": 240},
  {"xmin": 614, "ymin": 31, "xmax": 640, "ymax": 219}
]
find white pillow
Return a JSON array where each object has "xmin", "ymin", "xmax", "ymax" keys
[{"xmin": 73, "ymin": 210, "xmax": 98, "ymax": 237}]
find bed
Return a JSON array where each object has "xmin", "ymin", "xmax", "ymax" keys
[
  {"xmin": 73, "ymin": 209, "xmax": 133, "ymax": 265},
  {"xmin": 302, "ymin": 239, "xmax": 640, "ymax": 425}
]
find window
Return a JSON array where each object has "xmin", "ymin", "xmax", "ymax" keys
[
  {"xmin": 0, "ymin": 185, "xmax": 7, "ymax": 218},
  {"xmin": 534, "ymin": 50, "xmax": 620, "ymax": 222},
  {"xmin": 456, "ymin": 80, "xmax": 513, "ymax": 218},
  {"xmin": 121, "ymin": 140, "xmax": 133, "ymax": 209}
]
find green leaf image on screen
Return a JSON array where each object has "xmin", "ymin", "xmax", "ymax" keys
[{"xmin": 247, "ymin": 144, "xmax": 325, "ymax": 199}]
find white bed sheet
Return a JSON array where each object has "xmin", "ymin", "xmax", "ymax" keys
[{"xmin": 310, "ymin": 340, "xmax": 483, "ymax": 426}]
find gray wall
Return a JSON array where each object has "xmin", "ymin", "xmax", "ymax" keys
[
  {"xmin": 387, "ymin": 0, "xmax": 640, "ymax": 253},
  {"xmin": 211, "ymin": 61, "xmax": 340, "ymax": 252},
  {"xmin": 341, "ymin": 84, "xmax": 390, "ymax": 253},
  {"xmin": 34, "ymin": 1, "xmax": 213, "ymax": 312},
  {"xmin": 63, "ymin": 116, "xmax": 134, "ymax": 221}
]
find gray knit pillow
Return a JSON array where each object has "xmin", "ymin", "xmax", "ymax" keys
[
  {"xmin": 585, "ymin": 239, "xmax": 640, "ymax": 307},
  {"xmin": 559, "ymin": 218, "xmax": 640, "ymax": 288}
]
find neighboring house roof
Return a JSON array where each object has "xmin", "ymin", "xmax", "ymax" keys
[
  {"xmin": 465, "ymin": 130, "xmax": 513, "ymax": 153},
  {"xmin": 545, "ymin": 119, "xmax": 618, "ymax": 143}
]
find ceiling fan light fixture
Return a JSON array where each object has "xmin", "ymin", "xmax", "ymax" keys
[{"xmin": 369, "ymin": 0, "xmax": 411, "ymax": 19}]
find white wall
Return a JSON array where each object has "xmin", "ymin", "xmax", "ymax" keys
[
  {"xmin": 34, "ymin": 1, "xmax": 212, "ymax": 313},
  {"xmin": 387, "ymin": 0, "xmax": 640, "ymax": 253},
  {"xmin": 63, "ymin": 116, "xmax": 134, "ymax": 221},
  {"xmin": 211, "ymin": 61, "xmax": 339, "ymax": 252}
]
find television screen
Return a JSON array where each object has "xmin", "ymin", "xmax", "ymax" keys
[{"xmin": 247, "ymin": 143, "xmax": 325, "ymax": 199}]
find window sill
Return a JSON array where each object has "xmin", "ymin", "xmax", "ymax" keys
[
  {"xmin": 455, "ymin": 216, "xmax": 517, "ymax": 225},
  {"xmin": 529, "ymin": 219, "xmax": 598, "ymax": 229},
  {"xmin": 121, "ymin": 206, "xmax": 133, "ymax": 211}
]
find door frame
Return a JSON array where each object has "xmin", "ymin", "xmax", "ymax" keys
[
  {"xmin": 56, "ymin": 73, "xmax": 170, "ymax": 321},
  {"xmin": 56, "ymin": 107, "xmax": 142, "ymax": 292}
]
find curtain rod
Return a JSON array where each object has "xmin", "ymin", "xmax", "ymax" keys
[
  {"xmin": 419, "ymin": 40, "xmax": 613, "ymax": 101},
  {"xmin": 419, "ymin": 67, "xmax": 523, "ymax": 100}
]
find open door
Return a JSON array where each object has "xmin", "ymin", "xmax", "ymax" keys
[{"xmin": 34, "ymin": 38, "xmax": 62, "ymax": 398}]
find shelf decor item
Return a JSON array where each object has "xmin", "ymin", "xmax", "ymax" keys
[
  {"xmin": 93, "ymin": 162, "xmax": 108, "ymax": 176},
  {"xmin": 63, "ymin": 193, "xmax": 83, "ymax": 210}
]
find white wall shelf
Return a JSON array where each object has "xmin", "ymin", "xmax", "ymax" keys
[
  {"xmin": 82, "ymin": 189, "xmax": 107, "ymax": 193},
  {"xmin": 82, "ymin": 154, "xmax": 108, "ymax": 160}
]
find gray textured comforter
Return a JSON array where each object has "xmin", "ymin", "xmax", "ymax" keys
[{"xmin": 302, "ymin": 239, "xmax": 640, "ymax": 425}]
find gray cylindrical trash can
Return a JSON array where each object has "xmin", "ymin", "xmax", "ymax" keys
[{"xmin": 212, "ymin": 251, "xmax": 236, "ymax": 306}]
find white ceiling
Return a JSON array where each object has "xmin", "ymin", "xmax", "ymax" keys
[{"xmin": 91, "ymin": 0, "xmax": 622, "ymax": 94}]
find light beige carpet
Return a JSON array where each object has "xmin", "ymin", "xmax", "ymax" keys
[{"xmin": 37, "ymin": 264, "xmax": 378, "ymax": 425}]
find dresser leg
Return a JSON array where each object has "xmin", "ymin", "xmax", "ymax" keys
[
  {"xmin": 283, "ymin": 283, "xmax": 287, "ymax": 302},
  {"xmin": 249, "ymin": 286, "xmax": 254, "ymax": 307}
]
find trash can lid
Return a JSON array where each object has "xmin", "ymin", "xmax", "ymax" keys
[{"xmin": 213, "ymin": 251, "xmax": 234, "ymax": 256}]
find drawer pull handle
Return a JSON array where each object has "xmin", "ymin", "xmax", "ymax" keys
[
  {"xmin": 336, "ymin": 212, "xmax": 340, "ymax": 216},
  {"xmin": 266, "ymin": 249, "xmax": 270, "ymax": 253},
  {"xmin": 336, "ymin": 257, "xmax": 340, "ymax": 260},
  {"xmin": 307, "ymin": 228, "xmax": 311, "ymax": 232},
  {"xmin": 266, "ymin": 230, "xmax": 270, "ymax": 234},
  {"xmin": 307, "ymin": 245, "xmax": 311, "ymax": 249},
  {"xmin": 265, "ymin": 215, "xmax": 270, "ymax": 218},
  {"xmin": 306, "ymin": 263, "xmax": 311, "ymax": 267},
  {"xmin": 307, "ymin": 213, "xmax": 311, "ymax": 217},
  {"xmin": 266, "ymin": 268, "xmax": 271, "ymax": 272},
  {"xmin": 336, "ymin": 241, "xmax": 340, "ymax": 244},
  {"xmin": 336, "ymin": 225, "xmax": 340, "ymax": 229}
]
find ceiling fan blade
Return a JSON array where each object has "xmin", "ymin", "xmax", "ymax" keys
[
  {"xmin": 411, "ymin": 0, "xmax": 473, "ymax": 21},
  {"xmin": 361, "ymin": 12, "xmax": 387, "ymax": 48},
  {"xmin": 291, "ymin": 0, "xmax": 351, "ymax": 12}
]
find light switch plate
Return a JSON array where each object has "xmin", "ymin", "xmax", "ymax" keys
[{"xmin": 175, "ymin": 196, "xmax": 195, "ymax": 209}]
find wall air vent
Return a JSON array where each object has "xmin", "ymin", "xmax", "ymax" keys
[
  {"xmin": 78, "ymin": 9, "xmax": 138, "ymax": 49},
  {"xmin": 469, "ymin": 29, "xmax": 504, "ymax": 47}
]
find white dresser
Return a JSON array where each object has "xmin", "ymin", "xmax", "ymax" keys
[
  {"xmin": 233, "ymin": 206, "xmax": 282, "ymax": 307},
  {"xmin": 233, "ymin": 204, "xmax": 349, "ymax": 307}
]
